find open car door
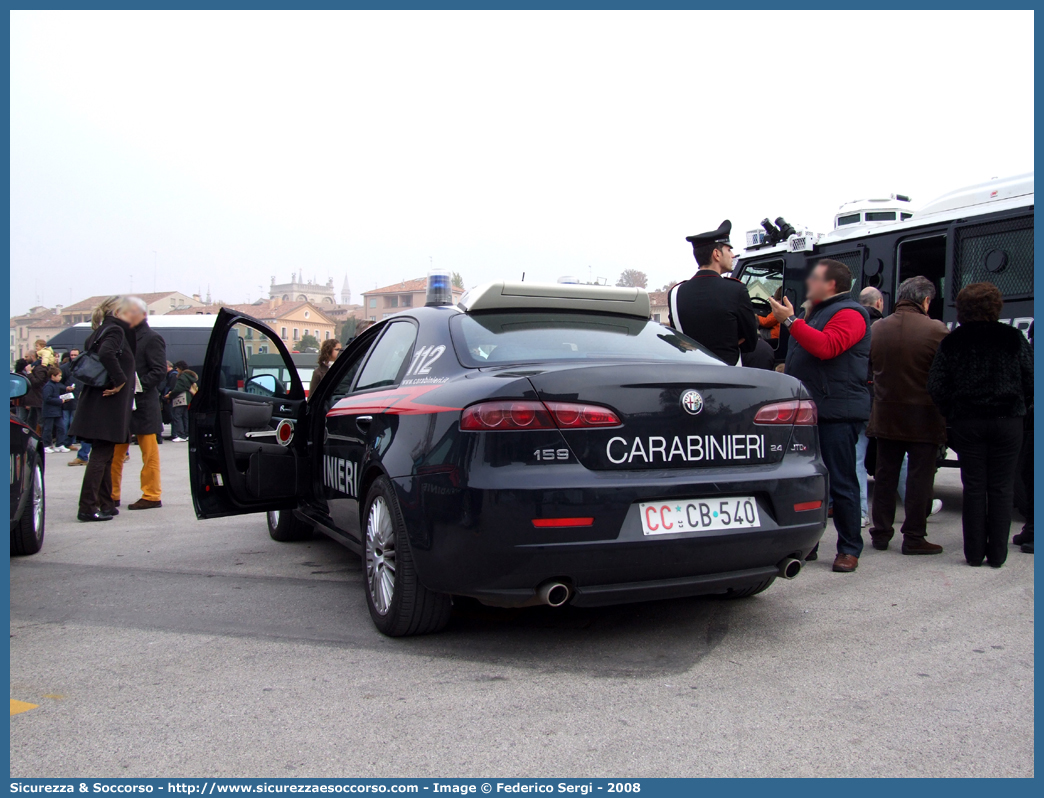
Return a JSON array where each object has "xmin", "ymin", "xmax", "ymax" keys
[{"xmin": 189, "ymin": 308, "xmax": 312, "ymax": 519}]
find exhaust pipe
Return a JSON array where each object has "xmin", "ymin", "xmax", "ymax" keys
[
  {"xmin": 778, "ymin": 557, "xmax": 802, "ymax": 580},
  {"xmin": 536, "ymin": 581, "xmax": 571, "ymax": 607}
]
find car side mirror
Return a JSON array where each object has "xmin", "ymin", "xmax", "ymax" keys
[
  {"xmin": 10, "ymin": 373, "xmax": 28, "ymax": 399},
  {"xmin": 244, "ymin": 374, "xmax": 285, "ymax": 397}
]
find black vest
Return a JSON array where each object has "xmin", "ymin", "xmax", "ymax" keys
[{"xmin": 785, "ymin": 294, "xmax": 871, "ymax": 422}]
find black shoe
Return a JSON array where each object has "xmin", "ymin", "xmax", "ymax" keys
[
  {"xmin": 114, "ymin": 500, "xmax": 120, "ymax": 507},
  {"xmin": 1021, "ymin": 542, "xmax": 1034, "ymax": 554},
  {"xmin": 871, "ymin": 535, "xmax": 890, "ymax": 551},
  {"xmin": 1012, "ymin": 532, "xmax": 1028, "ymax": 546},
  {"xmin": 101, "ymin": 507, "xmax": 119, "ymax": 516},
  {"xmin": 804, "ymin": 544, "xmax": 819, "ymax": 562},
  {"xmin": 901, "ymin": 537, "xmax": 943, "ymax": 555},
  {"xmin": 127, "ymin": 499, "xmax": 162, "ymax": 510},
  {"xmin": 78, "ymin": 512, "xmax": 112, "ymax": 522}
]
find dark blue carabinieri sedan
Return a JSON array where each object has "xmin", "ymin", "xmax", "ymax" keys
[{"xmin": 189, "ymin": 282, "xmax": 827, "ymax": 636}]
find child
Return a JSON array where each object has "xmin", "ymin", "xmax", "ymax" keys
[
  {"xmin": 41, "ymin": 366, "xmax": 72, "ymax": 453},
  {"xmin": 168, "ymin": 361, "xmax": 198, "ymax": 442},
  {"xmin": 35, "ymin": 338, "xmax": 57, "ymax": 368}
]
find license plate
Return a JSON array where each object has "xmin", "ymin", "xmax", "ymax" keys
[{"xmin": 639, "ymin": 496, "xmax": 760, "ymax": 535}]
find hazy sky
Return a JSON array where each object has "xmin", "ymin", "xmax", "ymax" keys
[{"xmin": 10, "ymin": 10, "xmax": 1035, "ymax": 315}]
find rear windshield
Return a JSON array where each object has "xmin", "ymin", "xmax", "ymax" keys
[{"xmin": 450, "ymin": 312, "xmax": 722, "ymax": 367}]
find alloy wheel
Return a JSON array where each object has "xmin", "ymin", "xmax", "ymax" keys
[
  {"xmin": 365, "ymin": 497, "xmax": 396, "ymax": 615},
  {"xmin": 30, "ymin": 465, "xmax": 43, "ymax": 539}
]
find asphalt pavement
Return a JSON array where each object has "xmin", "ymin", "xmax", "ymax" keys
[{"xmin": 9, "ymin": 439, "xmax": 1035, "ymax": 778}]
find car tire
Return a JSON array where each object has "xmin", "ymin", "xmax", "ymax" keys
[
  {"xmin": 266, "ymin": 508, "xmax": 312, "ymax": 542},
  {"xmin": 363, "ymin": 476, "xmax": 451, "ymax": 637},
  {"xmin": 12, "ymin": 462, "xmax": 45, "ymax": 556},
  {"xmin": 725, "ymin": 577, "xmax": 775, "ymax": 599}
]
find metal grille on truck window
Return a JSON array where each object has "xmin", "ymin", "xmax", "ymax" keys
[
  {"xmin": 953, "ymin": 216, "xmax": 1034, "ymax": 300},
  {"xmin": 806, "ymin": 250, "xmax": 862, "ymax": 287}
]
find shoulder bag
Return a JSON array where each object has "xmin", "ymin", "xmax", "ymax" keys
[{"xmin": 70, "ymin": 327, "xmax": 124, "ymax": 389}]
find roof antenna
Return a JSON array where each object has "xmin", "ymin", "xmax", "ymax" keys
[{"xmin": 521, "ymin": 272, "xmax": 525, "ymax": 282}]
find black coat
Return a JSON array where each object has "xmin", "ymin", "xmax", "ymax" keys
[
  {"xmin": 24, "ymin": 361, "xmax": 50, "ymax": 409},
  {"xmin": 130, "ymin": 321, "xmax": 168, "ymax": 436},
  {"xmin": 928, "ymin": 321, "xmax": 1033, "ymax": 421},
  {"xmin": 59, "ymin": 359, "xmax": 78, "ymax": 412},
  {"xmin": 741, "ymin": 337, "xmax": 776, "ymax": 370},
  {"xmin": 667, "ymin": 270, "xmax": 758, "ymax": 365},
  {"xmin": 68, "ymin": 317, "xmax": 137, "ymax": 444}
]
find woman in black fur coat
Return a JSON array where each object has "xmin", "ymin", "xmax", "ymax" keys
[{"xmin": 928, "ymin": 282, "xmax": 1033, "ymax": 568}]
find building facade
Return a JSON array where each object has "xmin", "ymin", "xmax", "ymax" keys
[
  {"xmin": 270, "ymin": 271, "xmax": 338, "ymax": 306},
  {"xmin": 57, "ymin": 291, "xmax": 203, "ymax": 326},
  {"xmin": 361, "ymin": 278, "xmax": 465, "ymax": 322},
  {"xmin": 648, "ymin": 290, "xmax": 669, "ymax": 325},
  {"xmin": 169, "ymin": 299, "xmax": 337, "ymax": 353},
  {"xmin": 10, "ymin": 308, "xmax": 65, "ymax": 367}
]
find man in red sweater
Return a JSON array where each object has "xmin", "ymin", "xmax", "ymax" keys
[{"xmin": 769, "ymin": 260, "xmax": 871, "ymax": 573}]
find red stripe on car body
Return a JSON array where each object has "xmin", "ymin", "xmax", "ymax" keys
[{"xmin": 327, "ymin": 384, "xmax": 461, "ymax": 418}]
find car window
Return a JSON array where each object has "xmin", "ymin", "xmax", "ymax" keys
[
  {"xmin": 449, "ymin": 312, "xmax": 720, "ymax": 367},
  {"xmin": 320, "ymin": 339, "xmax": 375, "ymax": 408},
  {"xmin": 737, "ymin": 259, "xmax": 784, "ymax": 306},
  {"xmin": 220, "ymin": 324, "xmax": 251, "ymax": 390},
  {"xmin": 354, "ymin": 322, "xmax": 418, "ymax": 392}
]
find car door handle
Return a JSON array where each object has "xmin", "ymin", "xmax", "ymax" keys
[
  {"xmin": 356, "ymin": 415, "xmax": 373, "ymax": 431},
  {"xmin": 244, "ymin": 430, "xmax": 278, "ymax": 439}
]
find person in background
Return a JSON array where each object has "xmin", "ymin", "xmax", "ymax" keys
[
  {"xmin": 40, "ymin": 366, "xmax": 71, "ymax": 453},
  {"xmin": 928, "ymin": 283, "xmax": 1033, "ymax": 568},
  {"xmin": 23, "ymin": 347, "xmax": 49, "ymax": 431},
  {"xmin": 168, "ymin": 361, "xmax": 198, "ymax": 442},
  {"xmin": 13, "ymin": 348, "xmax": 34, "ymax": 375},
  {"xmin": 770, "ymin": 259, "xmax": 871, "ymax": 573},
  {"xmin": 668, "ymin": 220, "xmax": 758, "ymax": 366},
  {"xmin": 756, "ymin": 287, "xmax": 784, "ymax": 341},
  {"xmin": 348, "ymin": 319, "xmax": 375, "ymax": 343},
  {"xmin": 110, "ymin": 299, "xmax": 167, "ymax": 511},
  {"xmin": 68, "ymin": 296, "xmax": 144, "ymax": 522},
  {"xmin": 854, "ymin": 286, "xmax": 885, "ymax": 526},
  {"xmin": 160, "ymin": 361, "xmax": 178, "ymax": 443},
  {"xmin": 58, "ymin": 350, "xmax": 80, "ymax": 450},
  {"xmin": 35, "ymin": 338, "xmax": 57, "ymax": 368},
  {"xmin": 64, "ymin": 349, "xmax": 93, "ymax": 467},
  {"xmin": 1012, "ymin": 321, "xmax": 1034, "ymax": 555},
  {"xmin": 741, "ymin": 336, "xmax": 776, "ymax": 370},
  {"xmin": 866, "ymin": 277, "xmax": 948, "ymax": 555},
  {"xmin": 310, "ymin": 338, "xmax": 342, "ymax": 394}
]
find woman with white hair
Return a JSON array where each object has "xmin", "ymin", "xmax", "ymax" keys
[{"xmin": 68, "ymin": 296, "xmax": 145, "ymax": 522}]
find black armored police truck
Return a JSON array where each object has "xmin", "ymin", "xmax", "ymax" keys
[{"xmin": 732, "ymin": 172, "xmax": 1034, "ymax": 362}]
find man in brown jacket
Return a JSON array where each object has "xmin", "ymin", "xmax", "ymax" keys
[{"xmin": 867, "ymin": 276, "xmax": 949, "ymax": 554}]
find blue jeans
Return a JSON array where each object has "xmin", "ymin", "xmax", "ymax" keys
[
  {"xmin": 61, "ymin": 407, "xmax": 76, "ymax": 447},
  {"xmin": 171, "ymin": 405, "xmax": 189, "ymax": 439},
  {"xmin": 819, "ymin": 420, "xmax": 864, "ymax": 557},
  {"xmin": 76, "ymin": 441, "xmax": 92, "ymax": 462},
  {"xmin": 858, "ymin": 428, "xmax": 911, "ymax": 517},
  {"xmin": 856, "ymin": 423, "xmax": 869, "ymax": 518},
  {"xmin": 41, "ymin": 415, "xmax": 66, "ymax": 448}
]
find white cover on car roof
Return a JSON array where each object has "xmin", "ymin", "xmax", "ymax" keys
[{"xmin": 458, "ymin": 281, "xmax": 651, "ymax": 319}]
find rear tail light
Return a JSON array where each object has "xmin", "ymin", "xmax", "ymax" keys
[
  {"xmin": 754, "ymin": 399, "xmax": 817, "ymax": 425},
  {"xmin": 794, "ymin": 500, "xmax": 823, "ymax": 512},
  {"xmin": 461, "ymin": 400, "xmax": 621, "ymax": 431},
  {"xmin": 545, "ymin": 402, "xmax": 620, "ymax": 428},
  {"xmin": 460, "ymin": 401, "xmax": 555, "ymax": 430}
]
